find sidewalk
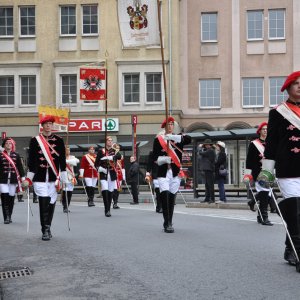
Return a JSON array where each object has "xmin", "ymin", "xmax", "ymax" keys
[{"xmin": 69, "ymin": 191, "xmax": 250, "ymax": 210}]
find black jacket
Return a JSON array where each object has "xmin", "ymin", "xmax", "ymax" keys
[
  {"xmin": 198, "ymin": 147, "xmax": 215, "ymax": 172},
  {"xmin": 28, "ymin": 134, "xmax": 66, "ymax": 182},
  {"xmin": 0, "ymin": 151, "xmax": 25, "ymax": 184},
  {"xmin": 152, "ymin": 134, "xmax": 191, "ymax": 178},
  {"xmin": 127, "ymin": 161, "xmax": 139, "ymax": 184},
  {"xmin": 215, "ymin": 150, "xmax": 227, "ymax": 179},
  {"xmin": 264, "ymin": 105, "xmax": 300, "ymax": 178},
  {"xmin": 94, "ymin": 147, "xmax": 121, "ymax": 181},
  {"xmin": 246, "ymin": 138, "xmax": 265, "ymax": 181},
  {"xmin": 146, "ymin": 150, "xmax": 158, "ymax": 179}
]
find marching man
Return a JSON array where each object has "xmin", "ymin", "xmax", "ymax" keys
[
  {"xmin": 244, "ymin": 122, "xmax": 273, "ymax": 226},
  {"xmin": 152, "ymin": 117, "xmax": 191, "ymax": 233},
  {"xmin": 95, "ymin": 136, "xmax": 121, "ymax": 217},
  {"xmin": 259, "ymin": 71, "xmax": 300, "ymax": 265},
  {"xmin": 0, "ymin": 138, "xmax": 25, "ymax": 224},
  {"xmin": 62, "ymin": 146, "xmax": 79, "ymax": 213},
  {"xmin": 23, "ymin": 116, "xmax": 68, "ymax": 240},
  {"xmin": 79, "ymin": 146, "xmax": 98, "ymax": 207}
]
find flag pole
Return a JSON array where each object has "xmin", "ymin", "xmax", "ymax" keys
[{"xmin": 157, "ymin": 0, "xmax": 169, "ymax": 122}]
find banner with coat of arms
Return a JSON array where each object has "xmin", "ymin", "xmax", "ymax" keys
[
  {"xmin": 79, "ymin": 67, "xmax": 107, "ymax": 101},
  {"xmin": 118, "ymin": 0, "xmax": 160, "ymax": 48},
  {"xmin": 38, "ymin": 106, "xmax": 69, "ymax": 132}
]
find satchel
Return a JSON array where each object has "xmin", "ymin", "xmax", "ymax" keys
[{"xmin": 219, "ymin": 165, "xmax": 228, "ymax": 176}]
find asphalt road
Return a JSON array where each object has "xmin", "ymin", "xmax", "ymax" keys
[{"xmin": 1, "ymin": 199, "xmax": 300, "ymax": 300}]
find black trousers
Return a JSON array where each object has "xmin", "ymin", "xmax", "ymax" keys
[
  {"xmin": 204, "ymin": 171, "xmax": 215, "ymax": 201},
  {"xmin": 130, "ymin": 182, "xmax": 139, "ymax": 203}
]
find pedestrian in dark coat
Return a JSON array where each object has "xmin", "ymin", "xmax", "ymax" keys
[
  {"xmin": 215, "ymin": 141, "xmax": 227, "ymax": 202},
  {"xmin": 127, "ymin": 156, "xmax": 139, "ymax": 205}
]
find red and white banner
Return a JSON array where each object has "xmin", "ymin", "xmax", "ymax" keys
[
  {"xmin": 80, "ymin": 67, "xmax": 107, "ymax": 101},
  {"xmin": 118, "ymin": 0, "xmax": 160, "ymax": 48},
  {"xmin": 39, "ymin": 119, "xmax": 119, "ymax": 133}
]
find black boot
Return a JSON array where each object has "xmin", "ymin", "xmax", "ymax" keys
[
  {"xmin": 279, "ymin": 197, "xmax": 300, "ymax": 264},
  {"xmin": 165, "ymin": 193, "xmax": 175, "ymax": 233},
  {"xmin": 88, "ymin": 187, "xmax": 95, "ymax": 207},
  {"xmin": 62, "ymin": 191, "xmax": 68, "ymax": 213},
  {"xmin": 33, "ymin": 191, "xmax": 38, "ymax": 203},
  {"xmin": 257, "ymin": 191, "xmax": 273, "ymax": 226},
  {"xmin": 39, "ymin": 197, "xmax": 51, "ymax": 241},
  {"xmin": 112, "ymin": 189, "xmax": 120, "ymax": 209},
  {"xmin": 48, "ymin": 202, "xmax": 56, "ymax": 239},
  {"xmin": 102, "ymin": 191, "xmax": 111, "ymax": 217},
  {"xmin": 161, "ymin": 191, "xmax": 174, "ymax": 233},
  {"xmin": 155, "ymin": 188, "xmax": 162, "ymax": 213},
  {"xmin": 1, "ymin": 193, "xmax": 10, "ymax": 224},
  {"xmin": 269, "ymin": 194, "xmax": 277, "ymax": 213},
  {"xmin": 17, "ymin": 194, "xmax": 24, "ymax": 202},
  {"xmin": 67, "ymin": 191, "xmax": 72, "ymax": 211},
  {"xmin": 8, "ymin": 196, "xmax": 15, "ymax": 223},
  {"xmin": 247, "ymin": 198, "xmax": 255, "ymax": 212}
]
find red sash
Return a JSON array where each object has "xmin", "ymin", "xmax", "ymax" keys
[
  {"xmin": 157, "ymin": 135, "xmax": 181, "ymax": 168},
  {"xmin": 1, "ymin": 151, "xmax": 23, "ymax": 192},
  {"xmin": 66, "ymin": 163, "xmax": 77, "ymax": 185}
]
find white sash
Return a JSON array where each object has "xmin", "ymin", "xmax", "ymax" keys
[
  {"xmin": 276, "ymin": 102, "xmax": 300, "ymax": 131},
  {"xmin": 85, "ymin": 154, "xmax": 97, "ymax": 171},
  {"xmin": 252, "ymin": 139, "xmax": 265, "ymax": 157}
]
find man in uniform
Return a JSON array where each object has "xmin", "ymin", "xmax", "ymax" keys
[
  {"xmin": 145, "ymin": 150, "xmax": 162, "ymax": 213},
  {"xmin": 0, "ymin": 138, "xmax": 25, "ymax": 224},
  {"xmin": 95, "ymin": 136, "xmax": 121, "ymax": 217},
  {"xmin": 152, "ymin": 116, "xmax": 191, "ymax": 233},
  {"xmin": 244, "ymin": 122, "xmax": 273, "ymax": 226},
  {"xmin": 259, "ymin": 71, "xmax": 300, "ymax": 265},
  {"xmin": 79, "ymin": 146, "xmax": 98, "ymax": 207},
  {"xmin": 23, "ymin": 116, "xmax": 67, "ymax": 240},
  {"xmin": 62, "ymin": 146, "xmax": 79, "ymax": 213}
]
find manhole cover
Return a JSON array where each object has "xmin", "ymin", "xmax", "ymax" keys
[{"xmin": 0, "ymin": 267, "xmax": 31, "ymax": 281}]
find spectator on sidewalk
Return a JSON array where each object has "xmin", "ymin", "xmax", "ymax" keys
[
  {"xmin": 127, "ymin": 156, "xmax": 139, "ymax": 205},
  {"xmin": 215, "ymin": 141, "xmax": 227, "ymax": 203}
]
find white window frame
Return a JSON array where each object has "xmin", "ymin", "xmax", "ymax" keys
[
  {"xmin": 19, "ymin": 6, "xmax": 36, "ymax": 38},
  {"xmin": 199, "ymin": 79, "xmax": 221, "ymax": 109},
  {"xmin": 118, "ymin": 63, "xmax": 165, "ymax": 111},
  {"xmin": 123, "ymin": 73, "xmax": 140, "ymax": 105},
  {"xmin": 60, "ymin": 5, "xmax": 77, "ymax": 37},
  {"xmin": 55, "ymin": 65, "xmax": 103, "ymax": 112},
  {"xmin": 268, "ymin": 9, "xmax": 285, "ymax": 40},
  {"xmin": 242, "ymin": 77, "xmax": 264, "ymax": 108},
  {"xmin": 201, "ymin": 12, "xmax": 218, "ymax": 43},
  {"xmin": 81, "ymin": 4, "xmax": 99, "ymax": 36},
  {"xmin": 247, "ymin": 10, "xmax": 264, "ymax": 41},
  {"xmin": 269, "ymin": 77, "xmax": 288, "ymax": 107},
  {"xmin": 145, "ymin": 72, "xmax": 162, "ymax": 104},
  {"xmin": 0, "ymin": 6, "xmax": 14, "ymax": 38},
  {"xmin": 20, "ymin": 75, "xmax": 36, "ymax": 106},
  {"xmin": 0, "ymin": 66, "xmax": 40, "ymax": 113}
]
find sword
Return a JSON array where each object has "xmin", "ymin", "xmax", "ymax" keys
[
  {"xmin": 27, "ymin": 189, "xmax": 30, "ymax": 233},
  {"xmin": 247, "ymin": 183, "xmax": 264, "ymax": 222},
  {"xmin": 81, "ymin": 178, "xmax": 88, "ymax": 196},
  {"xmin": 178, "ymin": 189, "xmax": 187, "ymax": 206},
  {"xmin": 64, "ymin": 184, "xmax": 71, "ymax": 231},
  {"xmin": 147, "ymin": 181, "xmax": 156, "ymax": 210},
  {"xmin": 124, "ymin": 179, "xmax": 133, "ymax": 198}
]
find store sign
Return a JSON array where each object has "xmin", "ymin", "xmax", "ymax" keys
[{"xmin": 39, "ymin": 118, "xmax": 119, "ymax": 132}]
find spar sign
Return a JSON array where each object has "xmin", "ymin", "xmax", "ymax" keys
[{"xmin": 39, "ymin": 118, "xmax": 119, "ymax": 132}]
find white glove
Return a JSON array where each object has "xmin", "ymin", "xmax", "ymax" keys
[
  {"xmin": 157, "ymin": 156, "xmax": 171, "ymax": 166},
  {"xmin": 79, "ymin": 169, "xmax": 84, "ymax": 178},
  {"xmin": 66, "ymin": 157, "xmax": 79, "ymax": 166},
  {"xmin": 26, "ymin": 171, "xmax": 35, "ymax": 181},
  {"xmin": 122, "ymin": 169, "xmax": 126, "ymax": 181},
  {"xmin": 60, "ymin": 171, "xmax": 69, "ymax": 184},
  {"xmin": 101, "ymin": 156, "xmax": 113, "ymax": 161},
  {"xmin": 165, "ymin": 134, "xmax": 182, "ymax": 143},
  {"xmin": 98, "ymin": 166, "xmax": 107, "ymax": 174},
  {"xmin": 261, "ymin": 159, "xmax": 275, "ymax": 173},
  {"xmin": 0, "ymin": 146, "xmax": 3, "ymax": 152}
]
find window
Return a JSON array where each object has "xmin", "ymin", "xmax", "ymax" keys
[
  {"xmin": 146, "ymin": 73, "xmax": 162, "ymax": 103},
  {"xmin": 124, "ymin": 74, "xmax": 139, "ymax": 103},
  {"xmin": 269, "ymin": 9, "xmax": 285, "ymax": 39},
  {"xmin": 0, "ymin": 76, "xmax": 14, "ymax": 105},
  {"xmin": 0, "ymin": 7, "xmax": 13, "ymax": 36},
  {"xmin": 21, "ymin": 76, "xmax": 36, "ymax": 105},
  {"xmin": 242, "ymin": 78, "xmax": 264, "ymax": 107},
  {"xmin": 82, "ymin": 5, "xmax": 98, "ymax": 35},
  {"xmin": 269, "ymin": 77, "xmax": 288, "ymax": 106},
  {"xmin": 247, "ymin": 10, "xmax": 263, "ymax": 40},
  {"xmin": 199, "ymin": 79, "xmax": 221, "ymax": 108},
  {"xmin": 60, "ymin": 6, "xmax": 76, "ymax": 35},
  {"xmin": 61, "ymin": 75, "xmax": 77, "ymax": 105},
  {"xmin": 20, "ymin": 6, "xmax": 35, "ymax": 36},
  {"xmin": 201, "ymin": 13, "xmax": 217, "ymax": 42}
]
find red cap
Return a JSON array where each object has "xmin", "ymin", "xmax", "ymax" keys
[
  {"xmin": 281, "ymin": 71, "xmax": 300, "ymax": 92},
  {"xmin": 40, "ymin": 116, "xmax": 55, "ymax": 125},
  {"xmin": 256, "ymin": 122, "xmax": 268, "ymax": 135},
  {"xmin": 161, "ymin": 116, "xmax": 175, "ymax": 128}
]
